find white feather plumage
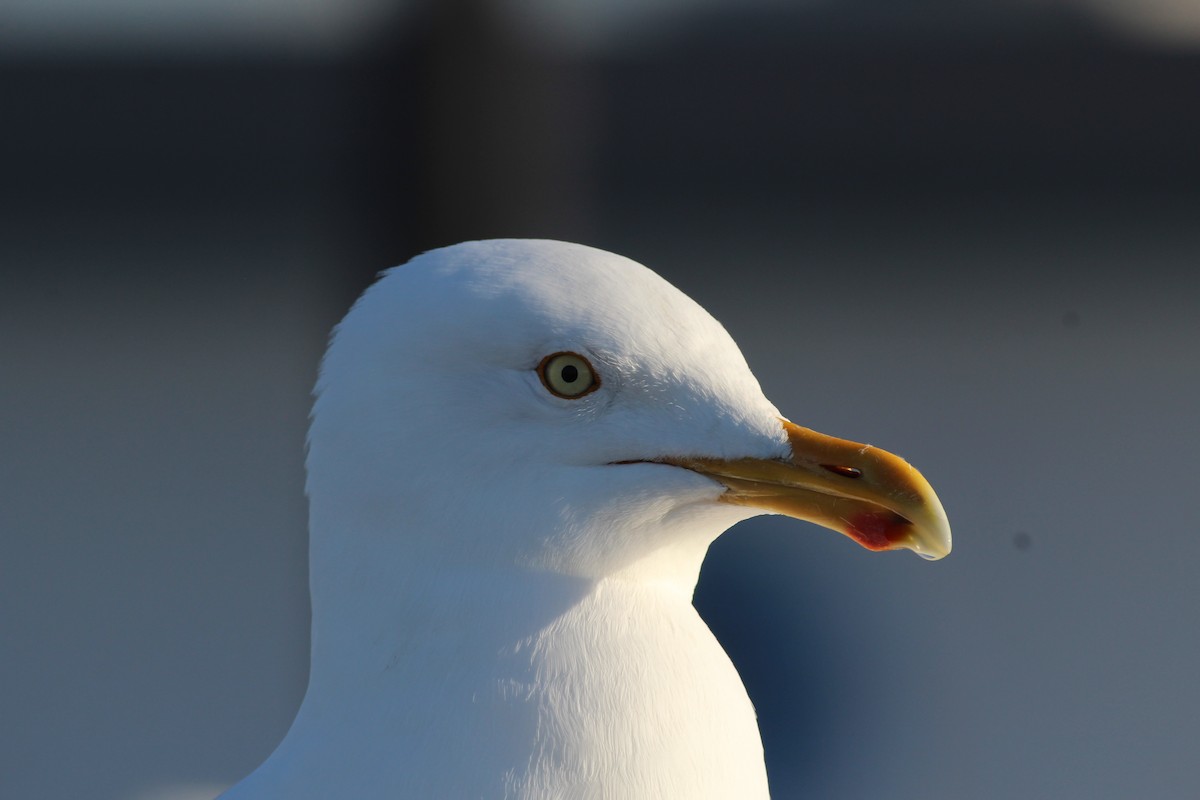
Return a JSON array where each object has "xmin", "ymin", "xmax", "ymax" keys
[{"xmin": 223, "ymin": 239, "xmax": 800, "ymax": 799}]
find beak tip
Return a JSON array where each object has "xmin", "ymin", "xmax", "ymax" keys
[
  {"xmin": 909, "ymin": 538, "xmax": 952, "ymax": 561},
  {"xmin": 904, "ymin": 516, "xmax": 953, "ymax": 561}
]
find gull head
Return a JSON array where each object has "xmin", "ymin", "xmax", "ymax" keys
[{"xmin": 306, "ymin": 239, "xmax": 950, "ymax": 593}]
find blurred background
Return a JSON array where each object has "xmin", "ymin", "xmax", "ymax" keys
[{"xmin": 3, "ymin": 1, "xmax": 1199, "ymax": 798}]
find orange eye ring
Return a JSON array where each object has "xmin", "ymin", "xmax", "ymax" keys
[{"xmin": 537, "ymin": 352, "xmax": 600, "ymax": 399}]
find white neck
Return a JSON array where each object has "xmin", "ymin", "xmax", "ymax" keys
[{"xmin": 226, "ymin": 561, "xmax": 771, "ymax": 799}]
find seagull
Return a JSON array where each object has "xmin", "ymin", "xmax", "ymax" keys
[{"xmin": 220, "ymin": 239, "xmax": 951, "ymax": 799}]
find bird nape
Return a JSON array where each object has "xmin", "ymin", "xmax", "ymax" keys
[{"xmin": 219, "ymin": 239, "xmax": 951, "ymax": 799}]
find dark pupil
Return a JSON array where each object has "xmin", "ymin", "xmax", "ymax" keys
[{"xmin": 560, "ymin": 364, "xmax": 579, "ymax": 383}]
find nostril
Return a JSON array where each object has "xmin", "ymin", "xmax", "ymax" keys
[{"xmin": 821, "ymin": 464, "xmax": 863, "ymax": 479}]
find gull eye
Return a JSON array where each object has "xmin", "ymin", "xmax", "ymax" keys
[{"xmin": 537, "ymin": 352, "xmax": 599, "ymax": 399}]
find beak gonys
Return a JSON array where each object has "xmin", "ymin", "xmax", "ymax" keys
[{"xmin": 661, "ymin": 419, "xmax": 952, "ymax": 560}]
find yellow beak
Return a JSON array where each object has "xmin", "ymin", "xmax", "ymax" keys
[{"xmin": 663, "ymin": 419, "xmax": 952, "ymax": 560}]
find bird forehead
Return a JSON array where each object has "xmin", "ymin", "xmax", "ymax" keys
[{"xmin": 407, "ymin": 241, "xmax": 733, "ymax": 360}]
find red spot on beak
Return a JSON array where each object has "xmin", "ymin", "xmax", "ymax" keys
[{"xmin": 847, "ymin": 511, "xmax": 913, "ymax": 551}]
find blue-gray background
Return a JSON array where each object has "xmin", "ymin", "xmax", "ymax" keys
[{"xmin": 3, "ymin": 2, "xmax": 1199, "ymax": 798}]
